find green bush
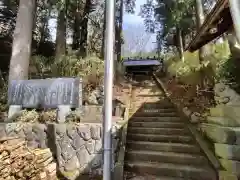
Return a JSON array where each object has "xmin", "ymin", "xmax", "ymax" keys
[
  {"xmin": 29, "ymin": 55, "xmax": 105, "ymax": 92},
  {"xmin": 165, "ymin": 41, "xmax": 231, "ymax": 85}
]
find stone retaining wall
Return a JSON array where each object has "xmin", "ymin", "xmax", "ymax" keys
[
  {"xmin": 199, "ymin": 83, "xmax": 240, "ymax": 179},
  {"xmin": 0, "ymin": 122, "xmax": 123, "ymax": 180}
]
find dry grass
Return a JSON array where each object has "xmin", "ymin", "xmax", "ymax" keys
[{"xmin": 13, "ymin": 110, "xmax": 80, "ymax": 123}]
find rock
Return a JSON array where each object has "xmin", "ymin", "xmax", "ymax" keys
[
  {"xmin": 67, "ymin": 126, "xmax": 77, "ymax": 139},
  {"xmin": 91, "ymin": 125, "xmax": 101, "ymax": 140},
  {"xmin": 55, "ymin": 124, "xmax": 67, "ymax": 138},
  {"xmin": 200, "ymin": 123, "xmax": 240, "ymax": 144},
  {"xmin": 94, "ymin": 139, "xmax": 102, "ymax": 153},
  {"xmin": 23, "ymin": 125, "xmax": 34, "ymax": 141},
  {"xmin": 215, "ymin": 96, "xmax": 230, "ymax": 104},
  {"xmin": 182, "ymin": 107, "xmax": 192, "ymax": 117},
  {"xmin": 14, "ymin": 124, "xmax": 25, "ymax": 138},
  {"xmin": 32, "ymin": 124, "xmax": 47, "ymax": 148},
  {"xmin": 214, "ymin": 83, "xmax": 240, "ymax": 105},
  {"xmin": 60, "ymin": 136, "xmax": 75, "ymax": 161},
  {"xmin": 72, "ymin": 135, "xmax": 85, "ymax": 150},
  {"xmin": 215, "ymin": 143, "xmax": 240, "ymax": 160},
  {"xmin": 5, "ymin": 123, "xmax": 17, "ymax": 136},
  {"xmin": 210, "ymin": 106, "xmax": 225, "ymax": 117},
  {"xmin": 190, "ymin": 112, "xmax": 201, "ymax": 123},
  {"xmin": 85, "ymin": 140, "xmax": 95, "ymax": 155},
  {"xmin": 64, "ymin": 155, "xmax": 80, "ymax": 171},
  {"xmin": 76, "ymin": 146, "xmax": 90, "ymax": 167},
  {"xmin": 56, "ymin": 144, "xmax": 65, "ymax": 168},
  {"xmin": 214, "ymin": 83, "xmax": 226, "ymax": 93},
  {"xmin": 87, "ymin": 92, "xmax": 99, "ymax": 105},
  {"xmin": 77, "ymin": 124, "xmax": 91, "ymax": 141},
  {"xmin": 0, "ymin": 124, "xmax": 6, "ymax": 137},
  {"xmin": 90, "ymin": 153, "xmax": 103, "ymax": 169}
]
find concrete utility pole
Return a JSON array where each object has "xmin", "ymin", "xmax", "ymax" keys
[{"xmin": 103, "ymin": 0, "xmax": 115, "ymax": 180}]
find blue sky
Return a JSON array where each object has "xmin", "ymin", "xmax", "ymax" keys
[
  {"xmin": 123, "ymin": 0, "xmax": 156, "ymax": 53},
  {"xmin": 123, "ymin": 0, "xmax": 145, "ymax": 25}
]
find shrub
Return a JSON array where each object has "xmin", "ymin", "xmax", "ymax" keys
[{"xmin": 165, "ymin": 41, "xmax": 231, "ymax": 85}]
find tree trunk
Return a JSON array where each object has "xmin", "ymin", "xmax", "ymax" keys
[
  {"xmin": 101, "ymin": 4, "xmax": 106, "ymax": 59},
  {"xmin": 116, "ymin": 0, "xmax": 123, "ymax": 62},
  {"xmin": 8, "ymin": 0, "xmax": 36, "ymax": 82},
  {"xmin": 195, "ymin": 0, "xmax": 211, "ymax": 87},
  {"xmin": 176, "ymin": 27, "xmax": 184, "ymax": 62},
  {"xmin": 78, "ymin": 0, "xmax": 91, "ymax": 58},
  {"xmin": 72, "ymin": 0, "xmax": 81, "ymax": 50},
  {"xmin": 79, "ymin": 17, "xmax": 88, "ymax": 57},
  {"xmin": 55, "ymin": 0, "xmax": 66, "ymax": 60},
  {"xmin": 39, "ymin": 2, "xmax": 51, "ymax": 45}
]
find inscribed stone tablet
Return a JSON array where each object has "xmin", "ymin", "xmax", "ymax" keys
[{"xmin": 8, "ymin": 78, "xmax": 82, "ymax": 109}]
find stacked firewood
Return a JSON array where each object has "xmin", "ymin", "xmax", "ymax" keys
[{"xmin": 0, "ymin": 137, "xmax": 57, "ymax": 180}]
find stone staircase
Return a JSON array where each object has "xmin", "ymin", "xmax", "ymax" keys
[{"xmin": 124, "ymin": 100, "xmax": 217, "ymax": 180}]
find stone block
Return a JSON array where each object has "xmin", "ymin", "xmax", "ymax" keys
[
  {"xmin": 223, "ymin": 105, "xmax": 240, "ymax": 125},
  {"xmin": 200, "ymin": 123, "xmax": 240, "ymax": 144},
  {"xmin": 8, "ymin": 78, "xmax": 81, "ymax": 109},
  {"xmin": 90, "ymin": 125, "xmax": 101, "ymax": 140},
  {"xmin": 210, "ymin": 105, "xmax": 240, "ymax": 125},
  {"xmin": 85, "ymin": 140, "xmax": 95, "ymax": 155},
  {"xmin": 77, "ymin": 124, "xmax": 91, "ymax": 141},
  {"xmin": 94, "ymin": 139, "xmax": 102, "ymax": 153},
  {"xmin": 210, "ymin": 106, "xmax": 225, "ymax": 117},
  {"xmin": 90, "ymin": 153, "xmax": 103, "ymax": 169},
  {"xmin": 219, "ymin": 170, "xmax": 238, "ymax": 180},
  {"xmin": 8, "ymin": 105, "xmax": 22, "ymax": 120},
  {"xmin": 207, "ymin": 116, "xmax": 239, "ymax": 127},
  {"xmin": 215, "ymin": 143, "xmax": 240, "ymax": 160},
  {"xmin": 81, "ymin": 106, "xmax": 103, "ymax": 123},
  {"xmin": 219, "ymin": 158, "xmax": 240, "ymax": 176},
  {"xmin": 57, "ymin": 105, "xmax": 71, "ymax": 123},
  {"xmin": 0, "ymin": 124, "xmax": 6, "ymax": 137}
]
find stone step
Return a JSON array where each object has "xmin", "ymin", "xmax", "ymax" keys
[
  {"xmin": 136, "ymin": 103, "xmax": 175, "ymax": 109},
  {"xmin": 136, "ymin": 94, "xmax": 163, "ymax": 97},
  {"xmin": 134, "ymin": 112, "xmax": 178, "ymax": 117},
  {"xmin": 125, "ymin": 161, "xmax": 217, "ymax": 180},
  {"xmin": 125, "ymin": 150, "xmax": 209, "ymax": 166},
  {"xmin": 129, "ymin": 117, "xmax": 181, "ymax": 122},
  {"xmin": 137, "ymin": 108, "xmax": 177, "ymax": 113},
  {"xmin": 128, "ymin": 122, "xmax": 185, "ymax": 128},
  {"xmin": 127, "ymin": 127, "xmax": 189, "ymax": 135},
  {"xmin": 127, "ymin": 141, "xmax": 202, "ymax": 154},
  {"xmin": 126, "ymin": 175, "xmax": 189, "ymax": 180},
  {"xmin": 127, "ymin": 133, "xmax": 194, "ymax": 143}
]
